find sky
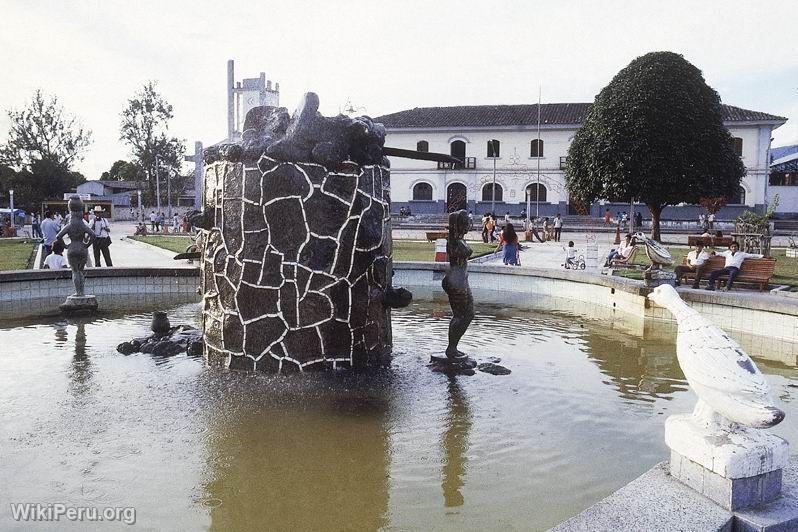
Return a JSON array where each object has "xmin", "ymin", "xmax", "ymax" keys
[{"xmin": 1, "ymin": 0, "xmax": 797, "ymax": 179}]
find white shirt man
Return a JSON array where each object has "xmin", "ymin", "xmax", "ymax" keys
[
  {"xmin": 91, "ymin": 216, "xmax": 110, "ymax": 238},
  {"xmin": 675, "ymin": 244, "xmax": 710, "ymax": 288},
  {"xmin": 686, "ymin": 248, "xmax": 710, "ymax": 266},
  {"xmin": 43, "ymin": 252, "xmax": 68, "ymax": 269},
  {"xmin": 553, "ymin": 216, "xmax": 563, "ymax": 228},
  {"xmin": 707, "ymin": 243, "xmax": 762, "ymax": 290}
]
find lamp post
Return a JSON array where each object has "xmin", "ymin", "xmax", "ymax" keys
[
  {"xmin": 167, "ymin": 168, "xmax": 172, "ymax": 218},
  {"xmin": 137, "ymin": 190, "xmax": 142, "ymax": 222},
  {"xmin": 8, "ymin": 188, "xmax": 14, "ymax": 230}
]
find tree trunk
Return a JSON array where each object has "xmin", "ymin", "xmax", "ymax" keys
[{"xmin": 649, "ymin": 204, "xmax": 663, "ymax": 242}]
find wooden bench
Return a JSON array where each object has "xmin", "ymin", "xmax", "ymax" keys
[
  {"xmin": 425, "ymin": 231, "xmax": 448, "ymax": 242},
  {"xmin": 687, "ymin": 235, "xmax": 734, "ymax": 248},
  {"xmin": 680, "ymin": 255, "xmax": 776, "ymax": 291}
]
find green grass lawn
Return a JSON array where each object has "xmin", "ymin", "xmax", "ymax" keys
[
  {"xmin": 130, "ymin": 235, "xmax": 497, "ymax": 263},
  {"xmin": 129, "ymin": 235, "xmax": 193, "ymax": 254},
  {"xmin": 0, "ymin": 239, "xmax": 36, "ymax": 271},
  {"xmin": 616, "ymin": 245, "xmax": 798, "ymax": 288}
]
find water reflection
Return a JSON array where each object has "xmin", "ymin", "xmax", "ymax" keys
[
  {"xmin": 200, "ymin": 373, "xmax": 391, "ymax": 531},
  {"xmin": 441, "ymin": 377, "xmax": 471, "ymax": 508},
  {"xmin": 68, "ymin": 321, "xmax": 92, "ymax": 398}
]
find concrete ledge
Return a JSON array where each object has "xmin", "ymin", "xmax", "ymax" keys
[
  {"xmin": 551, "ymin": 456, "xmax": 798, "ymax": 532},
  {"xmin": 0, "ymin": 266, "xmax": 198, "ymax": 283}
]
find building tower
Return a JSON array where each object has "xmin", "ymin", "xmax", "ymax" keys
[{"xmin": 226, "ymin": 59, "xmax": 280, "ymax": 142}]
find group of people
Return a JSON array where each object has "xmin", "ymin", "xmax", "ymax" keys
[
  {"xmin": 145, "ymin": 211, "xmax": 192, "ymax": 234},
  {"xmin": 674, "ymin": 240, "xmax": 761, "ymax": 291},
  {"xmin": 480, "ymin": 212, "xmax": 564, "ymax": 243},
  {"xmin": 602, "ymin": 209, "xmax": 643, "ymax": 229},
  {"xmin": 398, "ymin": 206, "xmax": 413, "ymax": 217},
  {"xmin": 698, "ymin": 212, "xmax": 716, "ymax": 232},
  {"xmin": 39, "ymin": 207, "xmax": 113, "ymax": 269}
]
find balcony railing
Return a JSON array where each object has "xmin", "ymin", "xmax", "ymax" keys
[
  {"xmin": 437, "ymin": 157, "xmax": 477, "ymax": 170},
  {"xmin": 560, "ymin": 156, "xmax": 567, "ymax": 170}
]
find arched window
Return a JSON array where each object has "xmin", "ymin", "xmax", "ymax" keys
[
  {"xmin": 412, "ymin": 182, "xmax": 433, "ymax": 201},
  {"xmin": 526, "ymin": 183, "xmax": 547, "ymax": 202},
  {"xmin": 530, "ymin": 139, "xmax": 544, "ymax": 157},
  {"xmin": 487, "ymin": 139, "xmax": 500, "ymax": 158},
  {"xmin": 450, "ymin": 140, "xmax": 466, "ymax": 159},
  {"xmin": 728, "ymin": 186, "xmax": 746, "ymax": 205},
  {"xmin": 732, "ymin": 137, "xmax": 743, "ymax": 157},
  {"xmin": 481, "ymin": 183, "xmax": 503, "ymax": 202},
  {"xmin": 416, "ymin": 140, "xmax": 429, "ymax": 153}
]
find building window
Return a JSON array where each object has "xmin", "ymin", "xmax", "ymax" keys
[
  {"xmin": 769, "ymin": 172, "xmax": 798, "ymax": 186},
  {"xmin": 487, "ymin": 139, "xmax": 500, "ymax": 158},
  {"xmin": 416, "ymin": 140, "xmax": 429, "ymax": 153},
  {"xmin": 481, "ymin": 183, "xmax": 503, "ymax": 202},
  {"xmin": 732, "ymin": 137, "xmax": 743, "ymax": 157},
  {"xmin": 726, "ymin": 186, "xmax": 745, "ymax": 204},
  {"xmin": 412, "ymin": 182, "xmax": 433, "ymax": 201},
  {"xmin": 530, "ymin": 139, "xmax": 544, "ymax": 158},
  {"xmin": 450, "ymin": 140, "xmax": 466, "ymax": 160},
  {"xmin": 526, "ymin": 183, "xmax": 547, "ymax": 202}
]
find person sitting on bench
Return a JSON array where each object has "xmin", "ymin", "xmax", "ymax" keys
[
  {"xmin": 674, "ymin": 242, "xmax": 710, "ymax": 288},
  {"xmin": 605, "ymin": 234, "xmax": 636, "ymax": 266},
  {"xmin": 706, "ymin": 241, "xmax": 763, "ymax": 291}
]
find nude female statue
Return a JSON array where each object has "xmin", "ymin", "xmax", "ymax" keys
[
  {"xmin": 56, "ymin": 196, "xmax": 96, "ymax": 297},
  {"xmin": 442, "ymin": 210, "xmax": 475, "ymax": 359}
]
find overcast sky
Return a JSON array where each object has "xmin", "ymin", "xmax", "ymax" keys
[{"xmin": 1, "ymin": 0, "xmax": 796, "ymax": 179}]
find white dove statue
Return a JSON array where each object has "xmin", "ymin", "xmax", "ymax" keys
[{"xmin": 647, "ymin": 284, "xmax": 784, "ymax": 429}]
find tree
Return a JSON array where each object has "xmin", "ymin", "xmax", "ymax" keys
[
  {"xmin": 565, "ymin": 51, "xmax": 745, "ymax": 241},
  {"xmin": 100, "ymin": 160, "xmax": 144, "ymax": 182},
  {"xmin": 119, "ymin": 82, "xmax": 185, "ymax": 205},
  {"xmin": 0, "ymin": 90, "xmax": 92, "ymax": 170},
  {"xmin": 0, "ymin": 160, "xmax": 85, "ymax": 213}
]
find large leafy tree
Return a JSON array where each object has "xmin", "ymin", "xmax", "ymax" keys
[
  {"xmin": 0, "ymin": 160, "xmax": 86, "ymax": 213},
  {"xmin": 565, "ymin": 51, "xmax": 745, "ymax": 240},
  {"xmin": 120, "ymin": 82, "xmax": 185, "ymax": 205},
  {"xmin": 0, "ymin": 90, "xmax": 92, "ymax": 170},
  {"xmin": 100, "ymin": 160, "xmax": 144, "ymax": 182}
]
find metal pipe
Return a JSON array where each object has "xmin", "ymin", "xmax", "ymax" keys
[
  {"xmin": 491, "ymin": 139, "xmax": 497, "ymax": 215},
  {"xmin": 536, "ymin": 86, "xmax": 541, "ymax": 218},
  {"xmin": 9, "ymin": 189, "xmax": 14, "ymax": 230},
  {"xmin": 155, "ymin": 155, "xmax": 162, "ymax": 215}
]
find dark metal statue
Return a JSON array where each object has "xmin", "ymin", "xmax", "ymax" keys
[
  {"xmin": 441, "ymin": 210, "xmax": 475, "ymax": 361},
  {"xmin": 57, "ymin": 196, "xmax": 96, "ymax": 297}
]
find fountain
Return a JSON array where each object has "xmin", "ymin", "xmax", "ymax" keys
[{"xmin": 193, "ymin": 93, "xmax": 413, "ymax": 371}]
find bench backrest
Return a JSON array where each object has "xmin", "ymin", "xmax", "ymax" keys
[{"xmin": 681, "ymin": 255, "xmax": 776, "ymax": 276}]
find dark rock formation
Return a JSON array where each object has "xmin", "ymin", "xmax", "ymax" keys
[
  {"xmin": 477, "ymin": 363, "xmax": 512, "ymax": 376},
  {"xmin": 116, "ymin": 324, "xmax": 203, "ymax": 358}
]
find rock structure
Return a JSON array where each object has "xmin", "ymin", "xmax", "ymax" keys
[
  {"xmin": 196, "ymin": 93, "xmax": 410, "ymax": 372},
  {"xmin": 648, "ymin": 284, "xmax": 787, "ymax": 510}
]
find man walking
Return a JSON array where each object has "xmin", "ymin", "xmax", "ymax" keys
[
  {"xmin": 40, "ymin": 211, "xmax": 60, "ymax": 266},
  {"xmin": 674, "ymin": 242, "xmax": 710, "ymax": 288},
  {"xmin": 553, "ymin": 213, "xmax": 563, "ymax": 242},
  {"xmin": 150, "ymin": 210, "xmax": 157, "ymax": 232},
  {"xmin": 706, "ymin": 242, "xmax": 761, "ymax": 291},
  {"xmin": 91, "ymin": 207, "xmax": 113, "ymax": 267}
]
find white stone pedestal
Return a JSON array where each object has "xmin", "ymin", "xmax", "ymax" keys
[
  {"xmin": 665, "ymin": 414, "xmax": 789, "ymax": 510},
  {"xmin": 60, "ymin": 295, "xmax": 98, "ymax": 312}
]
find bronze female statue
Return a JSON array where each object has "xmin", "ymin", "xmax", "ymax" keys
[
  {"xmin": 442, "ymin": 209, "xmax": 474, "ymax": 360},
  {"xmin": 56, "ymin": 196, "xmax": 96, "ymax": 297}
]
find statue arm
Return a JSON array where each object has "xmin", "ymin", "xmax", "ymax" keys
[
  {"xmin": 85, "ymin": 226, "xmax": 96, "ymax": 246},
  {"xmin": 55, "ymin": 226, "xmax": 68, "ymax": 240}
]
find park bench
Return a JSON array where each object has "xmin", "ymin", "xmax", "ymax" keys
[
  {"xmin": 425, "ymin": 231, "xmax": 448, "ymax": 242},
  {"xmin": 687, "ymin": 235, "xmax": 735, "ymax": 248},
  {"xmin": 680, "ymin": 255, "xmax": 776, "ymax": 291},
  {"xmin": 609, "ymin": 246, "xmax": 643, "ymax": 269}
]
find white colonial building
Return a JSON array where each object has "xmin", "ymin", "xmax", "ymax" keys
[{"xmin": 377, "ymin": 103, "xmax": 787, "ymax": 219}]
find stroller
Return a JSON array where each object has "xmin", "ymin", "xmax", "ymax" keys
[{"xmin": 562, "ymin": 246, "xmax": 586, "ymax": 270}]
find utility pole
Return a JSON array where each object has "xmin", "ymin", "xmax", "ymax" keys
[
  {"xmin": 490, "ymin": 139, "xmax": 497, "ymax": 214},
  {"xmin": 167, "ymin": 168, "xmax": 172, "ymax": 218},
  {"xmin": 137, "ymin": 190, "xmax": 142, "ymax": 222},
  {"xmin": 155, "ymin": 155, "xmax": 162, "ymax": 215},
  {"xmin": 536, "ymin": 86, "xmax": 542, "ymax": 218},
  {"xmin": 8, "ymin": 189, "xmax": 14, "ymax": 231}
]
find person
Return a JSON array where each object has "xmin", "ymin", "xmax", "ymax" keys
[
  {"xmin": 42, "ymin": 239, "xmax": 68, "ymax": 269},
  {"xmin": 504, "ymin": 211, "xmax": 510, "ymax": 224},
  {"xmin": 481, "ymin": 213, "xmax": 490, "ymax": 243},
  {"xmin": 90, "ymin": 207, "xmax": 113, "ymax": 267},
  {"xmin": 134, "ymin": 222, "xmax": 149, "ymax": 236},
  {"xmin": 399, "ymin": 206, "xmax": 405, "ymax": 216},
  {"xmin": 150, "ymin": 211, "xmax": 157, "ymax": 232},
  {"xmin": 564, "ymin": 240, "xmax": 578, "ymax": 268},
  {"xmin": 708, "ymin": 212, "xmax": 715, "ymax": 229},
  {"xmin": 621, "ymin": 212, "xmax": 628, "ymax": 228},
  {"xmin": 604, "ymin": 208, "xmax": 612, "ymax": 225},
  {"xmin": 158, "ymin": 212, "xmax": 166, "ymax": 232},
  {"xmin": 634, "ymin": 211, "xmax": 642, "ymax": 229},
  {"xmin": 520, "ymin": 208, "xmax": 526, "ymax": 220},
  {"xmin": 496, "ymin": 222, "xmax": 520, "ymax": 265},
  {"xmin": 542, "ymin": 217, "xmax": 551, "ymax": 241},
  {"xmin": 605, "ymin": 234, "xmax": 636, "ymax": 266},
  {"xmin": 698, "ymin": 213, "xmax": 706, "ymax": 229},
  {"xmin": 674, "ymin": 242, "xmax": 710, "ymax": 288},
  {"xmin": 405, "ymin": 206, "xmax": 412, "ymax": 216},
  {"xmin": 40, "ymin": 211, "xmax": 60, "ymax": 264},
  {"xmin": 31, "ymin": 212, "xmax": 42, "ymax": 239},
  {"xmin": 172, "ymin": 212, "xmax": 180, "ymax": 233},
  {"xmin": 553, "ymin": 213, "xmax": 563, "ymax": 242},
  {"xmin": 706, "ymin": 241, "xmax": 762, "ymax": 291},
  {"xmin": 485, "ymin": 215, "xmax": 496, "ymax": 243},
  {"xmin": 55, "ymin": 212, "xmax": 63, "ymax": 227}
]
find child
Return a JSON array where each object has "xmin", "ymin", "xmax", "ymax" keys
[
  {"xmin": 43, "ymin": 239, "xmax": 68, "ymax": 269},
  {"xmin": 564, "ymin": 241, "xmax": 577, "ymax": 268}
]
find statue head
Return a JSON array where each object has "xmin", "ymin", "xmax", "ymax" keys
[
  {"xmin": 67, "ymin": 195, "xmax": 85, "ymax": 215},
  {"xmin": 448, "ymin": 210, "xmax": 469, "ymax": 238}
]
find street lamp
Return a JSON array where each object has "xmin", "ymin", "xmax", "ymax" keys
[{"xmin": 8, "ymin": 188, "xmax": 14, "ymax": 230}]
